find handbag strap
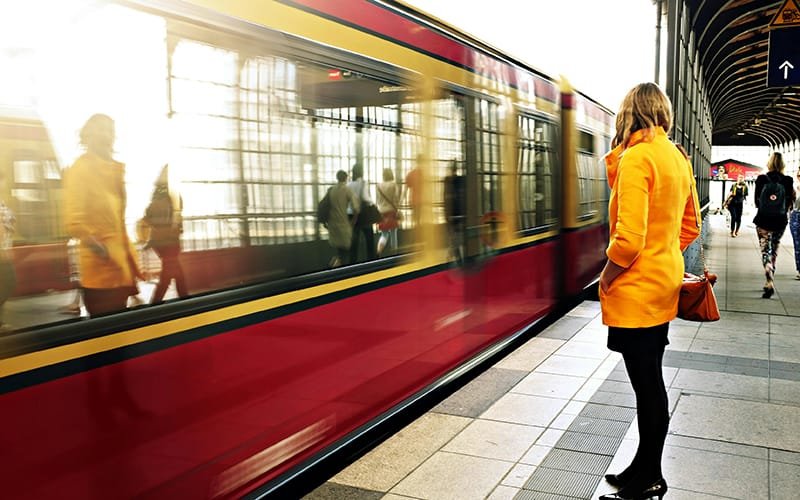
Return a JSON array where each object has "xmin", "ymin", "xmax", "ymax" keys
[{"xmin": 377, "ymin": 185, "xmax": 398, "ymax": 212}]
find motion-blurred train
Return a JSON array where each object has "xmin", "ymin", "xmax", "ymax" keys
[{"xmin": 0, "ymin": 0, "xmax": 612, "ymax": 497}]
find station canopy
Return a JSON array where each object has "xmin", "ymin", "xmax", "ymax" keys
[{"xmin": 690, "ymin": 0, "xmax": 800, "ymax": 146}]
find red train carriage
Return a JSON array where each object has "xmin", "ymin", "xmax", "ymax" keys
[{"xmin": 0, "ymin": 1, "xmax": 612, "ymax": 498}]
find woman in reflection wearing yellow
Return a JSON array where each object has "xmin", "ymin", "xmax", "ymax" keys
[{"xmin": 64, "ymin": 114, "xmax": 141, "ymax": 316}]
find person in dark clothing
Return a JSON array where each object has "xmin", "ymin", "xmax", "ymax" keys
[
  {"xmin": 753, "ymin": 152, "xmax": 796, "ymax": 298},
  {"xmin": 443, "ymin": 160, "xmax": 465, "ymax": 263},
  {"xmin": 348, "ymin": 163, "xmax": 376, "ymax": 263},
  {"xmin": 143, "ymin": 165, "xmax": 188, "ymax": 304},
  {"xmin": 724, "ymin": 175, "xmax": 748, "ymax": 237}
]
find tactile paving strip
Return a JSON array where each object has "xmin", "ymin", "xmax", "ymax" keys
[
  {"xmin": 539, "ymin": 448, "xmax": 614, "ymax": 475},
  {"xmin": 589, "ymin": 390, "xmax": 637, "ymax": 408},
  {"xmin": 514, "ymin": 490, "xmax": 577, "ymax": 500},
  {"xmin": 579, "ymin": 402, "xmax": 636, "ymax": 422},
  {"xmin": 555, "ymin": 431, "xmax": 623, "ymax": 455},
  {"xmin": 522, "ymin": 467, "xmax": 601, "ymax": 499},
  {"xmin": 567, "ymin": 416, "xmax": 630, "ymax": 438}
]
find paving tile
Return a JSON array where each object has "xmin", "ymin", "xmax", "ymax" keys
[
  {"xmin": 771, "ymin": 346, "xmax": 800, "ymax": 364},
  {"xmin": 771, "ymin": 462, "xmax": 800, "ymax": 500},
  {"xmin": 769, "ymin": 379, "xmax": 800, "ymax": 404},
  {"xmin": 770, "ymin": 368, "xmax": 800, "ymax": 382},
  {"xmin": 688, "ymin": 339, "xmax": 769, "ymax": 360},
  {"xmin": 694, "ymin": 327, "xmax": 770, "ymax": 345},
  {"xmin": 671, "ymin": 369, "xmax": 769, "ymax": 400},
  {"xmin": 535, "ymin": 428, "xmax": 565, "ymax": 447},
  {"xmin": 534, "ymin": 354, "xmax": 603, "ymax": 378},
  {"xmin": 588, "ymin": 390, "xmax": 637, "ymax": 408},
  {"xmin": 566, "ymin": 416, "xmax": 630, "ymax": 439},
  {"xmin": 486, "ymin": 484, "xmax": 520, "ymax": 500},
  {"xmin": 331, "ymin": 413, "xmax": 471, "ymax": 491},
  {"xmin": 579, "ymin": 402, "xmax": 636, "ymax": 422},
  {"xmin": 770, "ymin": 449, "xmax": 800, "ymax": 466},
  {"xmin": 670, "ymin": 394, "xmax": 800, "ymax": 452},
  {"xmin": 539, "ymin": 448, "xmax": 613, "ymax": 475},
  {"xmin": 537, "ymin": 316, "xmax": 593, "ymax": 340},
  {"xmin": 554, "ymin": 340, "xmax": 610, "ymax": 359},
  {"xmin": 443, "ymin": 419, "xmax": 544, "ymax": 462},
  {"xmin": 519, "ymin": 444, "xmax": 552, "ymax": 466},
  {"xmin": 495, "ymin": 340, "xmax": 561, "ymax": 372},
  {"xmin": 554, "ymin": 431, "xmax": 622, "ymax": 455},
  {"xmin": 390, "ymin": 451, "xmax": 513, "ymax": 500},
  {"xmin": 522, "ymin": 467, "xmax": 601, "ymax": 498},
  {"xmin": 304, "ymin": 482, "xmax": 383, "ymax": 499},
  {"xmin": 480, "ymin": 393, "xmax": 567, "ymax": 427},
  {"xmin": 665, "ymin": 434, "xmax": 767, "ymax": 459},
  {"xmin": 433, "ymin": 367, "xmax": 528, "ymax": 418},
  {"xmin": 548, "ymin": 412, "xmax": 577, "ymax": 431},
  {"xmin": 501, "ymin": 463, "xmax": 536, "ymax": 488},
  {"xmin": 511, "ymin": 372, "xmax": 585, "ymax": 400},
  {"xmin": 662, "ymin": 443, "xmax": 768, "ymax": 499}
]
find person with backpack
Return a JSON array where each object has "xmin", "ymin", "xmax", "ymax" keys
[
  {"xmin": 324, "ymin": 170, "xmax": 359, "ymax": 268},
  {"xmin": 723, "ymin": 175, "xmax": 748, "ymax": 237},
  {"xmin": 143, "ymin": 165, "xmax": 188, "ymax": 304},
  {"xmin": 753, "ymin": 152, "xmax": 796, "ymax": 298}
]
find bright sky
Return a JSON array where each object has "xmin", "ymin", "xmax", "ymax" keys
[{"xmin": 404, "ymin": 0, "xmax": 659, "ymax": 111}]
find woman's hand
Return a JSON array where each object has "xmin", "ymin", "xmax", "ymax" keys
[
  {"xmin": 87, "ymin": 236, "xmax": 109, "ymax": 260},
  {"xmin": 600, "ymin": 259, "xmax": 626, "ymax": 293}
]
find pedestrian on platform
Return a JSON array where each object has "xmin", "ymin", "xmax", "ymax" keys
[
  {"xmin": 723, "ymin": 174, "xmax": 748, "ymax": 237},
  {"xmin": 753, "ymin": 152, "xmax": 795, "ymax": 298},
  {"xmin": 63, "ymin": 114, "xmax": 142, "ymax": 316},
  {"xmin": 790, "ymin": 170, "xmax": 800, "ymax": 280},
  {"xmin": 598, "ymin": 83, "xmax": 700, "ymax": 500},
  {"xmin": 326, "ymin": 170, "xmax": 359, "ymax": 268}
]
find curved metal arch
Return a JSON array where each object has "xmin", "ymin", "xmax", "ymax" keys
[
  {"xmin": 697, "ymin": 1, "xmax": 779, "ymax": 64},
  {"xmin": 711, "ymin": 76, "xmax": 774, "ymax": 119},
  {"xmin": 704, "ymin": 31, "xmax": 768, "ymax": 89},
  {"xmin": 707, "ymin": 53, "xmax": 767, "ymax": 103}
]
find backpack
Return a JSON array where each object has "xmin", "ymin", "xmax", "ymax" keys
[
  {"xmin": 758, "ymin": 175, "xmax": 786, "ymax": 217},
  {"xmin": 317, "ymin": 187, "xmax": 332, "ymax": 225}
]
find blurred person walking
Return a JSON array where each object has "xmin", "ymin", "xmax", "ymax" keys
[
  {"xmin": 348, "ymin": 163, "xmax": 376, "ymax": 263},
  {"xmin": 376, "ymin": 167, "xmax": 401, "ymax": 256},
  {"xmin": 723, "ymin": 174, "xmax": 748, "ymax": 237},
  {"xmin": 753, "ymin": 152, "xmax": 795, "ymax": 298},
  {"xmin": 791, "ymin": 170, "xmax": 800, "ymax": 280},
  {"xmin": 598, "ymin": 83, "xmax": 700, "ymax": 500},
  {"xmin": 63, "ymin": 114, "xmax": 141, "ymax": 316},
  {"xmin": 143, "ymin": 164, "xmax": 188, "ymax": 304},
  {"xmin": 326, "ymin": 170, "xmax": 359, "ymax": 267},
  {"xmin": 0, "ymin": 195, "xmax": 16, "ymax": 333}
]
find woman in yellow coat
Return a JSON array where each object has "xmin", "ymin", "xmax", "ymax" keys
[
  {"xmin": 64, "ymin": 114, "xmax": 140, "ymax": 316},
  {"xmin": 598, "ymin": 84, "xmax": 700, "ymax": 500}
]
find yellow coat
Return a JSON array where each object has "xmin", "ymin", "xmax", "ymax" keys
[
  {"xmin": 63, "ymin": 153, "xmax": 140, "ymax": 290},
  {"xmin": 600, "ymin": 127, "xmax": 701, "ymax": 328}
]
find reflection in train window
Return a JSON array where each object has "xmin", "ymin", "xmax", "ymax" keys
[
  {"xmin": 576, "ymin": 130, "xmax": 602, "ymax": 219},
  {"xmin": 430, "ymin": 96, "xmax": 465, "ymax": 225},
  {"xmin": 475, "ymin": 98, "xmax": 501, "ymax": 217},
  {"xmin": 517, "ymin": 115, "xmax": 557, "ymax": 231}
]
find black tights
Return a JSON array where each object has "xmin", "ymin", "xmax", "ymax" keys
[
  {"xmin": 612, "ymin": 324, "xmax": 669, "ymax": 486},
  {"xmin": 728, "ymin": 203, "xmax": 743, "ymax": 233}
]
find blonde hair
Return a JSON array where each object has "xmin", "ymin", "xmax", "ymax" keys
[
  {"xmin": 612, "ymin": 83, "xmax": 673, "ymax": 149},
  {"xmin": 766, "ymin": 152, "xmax": 785, "ymax": 173}
]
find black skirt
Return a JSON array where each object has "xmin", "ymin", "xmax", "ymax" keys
[{"xmin": 607, "ymin": 323, "xmax": 669, "ymax": 354}]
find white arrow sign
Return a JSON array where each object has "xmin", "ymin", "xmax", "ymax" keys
[{"xmin": 780, "ymin": 60, "xmax": 795, "ymax": 79}]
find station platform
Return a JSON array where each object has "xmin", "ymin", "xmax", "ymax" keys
[{"xmin": 305, "ymin": 211, "xmax": 800, "ymax": 500}]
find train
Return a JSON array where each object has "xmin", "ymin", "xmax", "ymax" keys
[{"xmin": 0, "ymin": 0, "xmax": 613, "ymax": 498}]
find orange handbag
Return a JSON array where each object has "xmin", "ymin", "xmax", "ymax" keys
[
  {"xmin": 678, "ymin": 271, "xmax": 720, "ymax": 322},
  {"xmin": 678, "ymin": 162, "xmax": 720, "ymax": 322}
]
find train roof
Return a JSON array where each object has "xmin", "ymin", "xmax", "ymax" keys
[{"xmin": 381, "ymin": 0, "xmax": 614, "ymax": 116}]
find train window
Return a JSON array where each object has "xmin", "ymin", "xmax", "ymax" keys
[
  {"xmin": 517, "ymin": 115, "xmax": 557, "ymax": 231},
  {"xmin": 475, "ymin": 98, "xmax": 501, "ymax": 216},
  {"xmin": 1, "ymin": 3, "xmax": 432, "ymax": 334},
  {"xmin": 430, "ymin": 96, "xmax": 466, "ymax": 225},
  {"xmin": 576, "ymin": 130, "xmax": 602, "ymax": 219}
]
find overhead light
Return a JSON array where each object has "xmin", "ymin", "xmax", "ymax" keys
[{"xmin": 737, "ymin": 132, "xmax": 745, "ymax": 135}]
